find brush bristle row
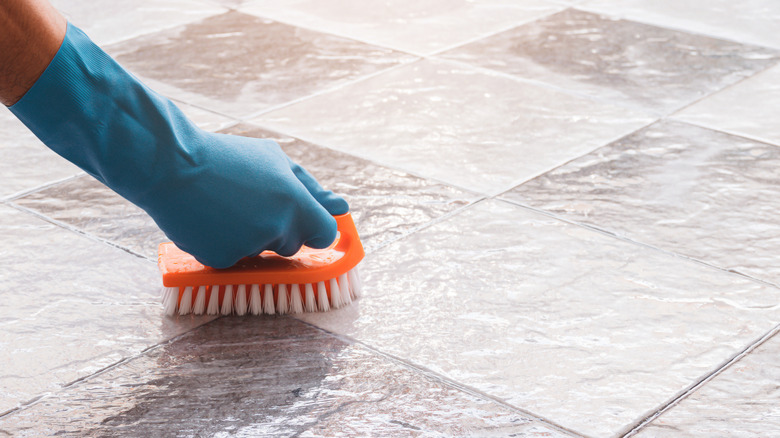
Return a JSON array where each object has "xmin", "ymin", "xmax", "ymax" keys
[{"xmin": 161, "ymin": 268, "xmax": 363, "ymax": 316}]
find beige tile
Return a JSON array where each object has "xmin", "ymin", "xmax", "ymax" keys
[
  {"xmin": 297, "ymin": 199, "xmax": 780, "ymax": 437},
  {"xmin": 108, "ymin": 11, "xmax": 414, "ymax": 118},
  {"xmin": 173, "ymin": 100, "xmax": 237, "ymax": 132},
  {"xmin": 440, "ymin": 9, "xmax": 779, "ymax": 113},
  {"xmin": 51, "ymin": 0, "xmax": 226, "ymax": 45},
  {"xmin": 0, "ymin": 204, "xmax": 212, "ymax": 414},
  {"xmin": 239, "ymin": 0, "xmax": 563, "ymax": 55},
  {"xmin": 254, "ymin": 58, "xmax": 654, "ymax": 194},
  {"xmin": 0, "ymin": 109, "xmax": 81, "ymax": 200},
  {"xmin": 580, "ymin": 0, "xmax": 780, "ymax": 49},
  {"xmin": 0, "ymin": 317, "xmax": 570, "ymax": 438},
  {"xmin": 504, "ymin": 120, "xmax": 780, "ymax": 286},
  {"xmin": 674, "ymin": 63, "xmax": 780, "ymax": 147},
  {"xmin": 635, "ymin": 332, "xmax": 780, "ymax": 436}
]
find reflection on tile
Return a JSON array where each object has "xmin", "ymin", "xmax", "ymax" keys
[
  {"xmin": 297, "ymin": 199, "xmax": 780, "ymax": 436},
  {"xmin": 675, "ymin": 63, "xmax": 780, "ymax": 147},
  {"xmin": 224, "ymin": 123, "xmax": 474, "ymax": 250},
  {"xmin": 239, "ymin": 0, "xmax": 563, "ymax": 55},
  {"xmin": 173, "ymin": 99, "xmax": 237, "ymax": 132},
  {"xmin": 440, "ymin": 9, "xmax": 779, "ymax": 113},
  {"xmin": 255, "ymin": 58, "xmax": 653, "ymax": 194},
  {"xmin": 0, "ymin": 204, "xmax": 211, "ymax": 414},
  {"xmin": 108, "ymin": 11, "xmax": 413, "ymax": 118},
  {"xmin": 0, "ymin": 109, "xmax": 81, "ymax": 200},
  {"xmin": 504, "ymin": 120, "xmax": 780, "ymax": 285},
  {"xmin": 581, "ymin": 0, "xmax": 780, "ymax": 49},
  {"xmin": 636, "ymin": 332, "xmax": 780, "ymax": 436},
  {"xmin": 50, "ymin": 0, "xmax": 226, "ymax": 46},
  {"xmin": 0, "ymin": 317, "xmax": 567, "ymax": 437}
]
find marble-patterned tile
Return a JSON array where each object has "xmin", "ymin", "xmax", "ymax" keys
[
  {"xmin": 635, "ymin": 332, "xmax": 780, "ymax": 436},
  {"xmin": 0, "ymin": 317, "xmax": 569, "ymax": 438},
  {"xmin": 504, "ymin": 120, "xmax": 780, "ymax": 286},
  {"xmin": 440, "ymin": 8, "xmax": 779, "ymax": 113},
  {"xmin": 0, "ymin": 109, "xmax": 81, "ymax": 200},
  {"xmin": 239, "ymin": 0, "xmax": 563, "ymax": 55},
  {"xmin": 173, "ymin": 99, "xmax": 237, "ymax": 132},
  {"xmin": 224, "ymin": 123, "xmax": 475, "ymax": 250},
  {"xmin": 51, "ymin": 0, "xmax": 226, "ymax": 46},
  {"xmin": 0, "ymin": 204, "xmax": 211, "ymax": 415},
  {"xmin": 107, "ymin": 11, "xmax": 414, "ymax": 119},
  {"xmin": 580, "ymin": 0, "xmax": 780, "ymax": 50},
  {"xmin": 255, "ymin": 58, "xmax": 654, "ymax": 194},
  {"xmin": 674, "ymin": 62, "xmax": 780, "ymax": 147},
  {"xmin": 297, "ymin": 199, "xmax": 780, "ymax": 437}
]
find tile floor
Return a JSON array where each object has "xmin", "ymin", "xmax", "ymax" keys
[{"xmin": 2, "ymin": 1, "xmax": 780, "ymax": 437}]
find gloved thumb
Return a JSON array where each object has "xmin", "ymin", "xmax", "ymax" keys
[{"xmin": 288, "ymin": 159, "xmax": 349, "ymax": 215}]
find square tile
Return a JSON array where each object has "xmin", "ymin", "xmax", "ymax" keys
[
  {"xmin": 107, "ymin": 11, "xmax": 414, "ymax": 118},
  {"xmin": 51, "ymin": 0, "xmax": 227, "ymax": 45},
  {"xmin": 297, "ymin": 199, "xmax": 780, "ymax": 436},
  {"xmin": 254, "ymin": 58, "xmax": 654, "ymax": 194},
  {"xmin": 581, "ymin": 0, "xmax": 780, "ymax": 50},
  {"xmin": 440, "ymin": 8, "xmax": 779, "ymax": 113},
  {"xmin": 674, "ymin": 63, "xmax": 780, "ymax": 147},
  {"xmin": 0, "ymin": 204, "xmax": 211, "ymax": 415},
  {"xmin": 239, "ymin": 0, "xmax": 563, "ymax": 55},
  {"xmin": 504, "ymin": 120, "xmax": 780, "ymax": 286},
  {"xmin": 0, "ymin": 317, "xmax": 569, "ymax": 437},
  {"xmin": 0, "ymin": 109, "xmax": 81, "ymax": 201},
  {"xmin": 635, "ymin": 332, "xmax": 780, "ymax": 436}
]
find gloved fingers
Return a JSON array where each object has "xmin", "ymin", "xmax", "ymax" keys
[{"xmin": 288, "ymin": 158, "xmax": 349, "ymax": 215}]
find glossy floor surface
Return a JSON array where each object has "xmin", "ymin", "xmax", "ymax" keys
[{"xmin": 2, "ymin": 1, "xmax": 780, "ymax": 437}]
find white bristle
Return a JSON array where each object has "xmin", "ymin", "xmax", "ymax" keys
[
  {"xmin": 339, "ymin": 273, "xmax": 352, "ymax": 305},
  {"xmin": 277, "ymin": 284, "xmax": 289, "ymax": 314},
  {"xmin": 304, "ymin": 283, "xmax": 317, "ymax": 312},
  {"xmin": 221, "ymin": 285, "xmax": 234, "ymax": 315},
  {"xmin": 329, "ymin": 277, "xmax": 342, "ymax": 308},
  {"xmin": 179, "ymin": 286, "xmax": 193, "ymax": 315},
  {"xmin": 348, "ymin": 268, "xmax": 362, "ymax": 298},
  {"xmin": 193, "ymin": 286, "xmax": 207, "ymax": 315},
  {"xmin": 263, "ymin": 284, "xmax": 275, "ymax": 314},
  {"xmin": 163, "ymin": 287, "xmax": 179, "ymax": 316},
  {"xmin": 317, "ymin": 281, "xmax": 330, "ymax": 312},
  {"xmin": 235, "ymin": 284, "xmax": 248, "ymax": 316},
  {"xmin": 249, "ymin": 284, "xmax": 262, "ymax": 315},
  {"xmin": 207, "ymin": 285, "xmax": 220, "ymax": 315},
  {"xmin": 290, "ymin": 284, "xmax": 303, "ymax": 314}
]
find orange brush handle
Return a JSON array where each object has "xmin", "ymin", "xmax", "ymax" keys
[{"xmin": 158, "ymin": 213, "xmax": 364, "ymax": 288}]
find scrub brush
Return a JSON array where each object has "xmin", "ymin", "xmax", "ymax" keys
[{"xmin": 158, "ymin": 213, "xmax": 364, "ymax": 316}]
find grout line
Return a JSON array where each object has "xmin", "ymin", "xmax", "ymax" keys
[
  {"xmin": 239, "ymin": 57, "xmax": 421, "ymax": 121},
  {"xmin": 7, "ymin": 202, "xmax": 154, "ymax": 263},
  {"xmin": 296, "ymin": 319, "xmax": 589, "ymax": 438},
  {"xmin": 666, "ymin": 117, "xmax": 780, "ymax": 150},
  {"xmin": 620, "ymin": 323, "xmax": 780, "ymax": 436},
  {"xmin": 497, "ymin": 197, "xmax": 780, "ymax": 291},
  {"xmin": 2, "ymin": 172, "xmax": 86, "ymax": 202},
  {"xmin": 572, "ymin": 5, "xmax": 780, "ymax": 52}
]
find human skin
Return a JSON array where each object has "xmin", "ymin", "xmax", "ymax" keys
[{"xmin": 0, "ymin": 0, "xmax": 66, "ymax": 106}]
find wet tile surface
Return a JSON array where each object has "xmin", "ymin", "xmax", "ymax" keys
[
  {"xmin": 255, "ymin": 58, "xmax": 654, "ymax": 194},
  {"xmin": 0, "ymin": 204, "xmax": 211, "ymax": 415},
  {"xmin": 440, "ymin": 8, "xmax": 779, "ymax": 113},
  {"xmin": 239, "ymin": 0, "xmax": 563, "ymax": 55},
  {"xmin": 504, "ymin": 120, "xmax": 780, "ymax": 286},
  {"xmin": 0, "ymin": 110, "xmax": 81, "ymax": 201},
  {"xmin": 297, "ymin": 199, "xmax": 780, "ymax": 437},
  {"xmin": 674, "ymin": 63, "xmax": 780, "ymax": 147},
  {"xmin": 51, "ymin": 0, "xmax": 226, "ymax": 45},
  {"xmin": 581, "ymin": 0, "xmax": 780, "ymax": 50},
  {"xmin": 14, "ymin": 125, "xmax": 472, "ymax": 259},
  {"xmin": 107, "ymin": 11, "xmax": 414, "ymax": 118},
  {"xmin": 635, "ymin": 331, "xmax": 780, "ymax": 436},
  {"xmin": 0, "ymin": 317, "xmax": 569, "ymax": 438}
]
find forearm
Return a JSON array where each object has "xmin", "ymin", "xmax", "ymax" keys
[{"xmin": 0, "ymin": 0, "xmax": 66, "ymax": 106}]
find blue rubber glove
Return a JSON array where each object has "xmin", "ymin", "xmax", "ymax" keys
[{"xmin": 10, "ymin": 23, "xmax": 348, "ymax": 268}]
